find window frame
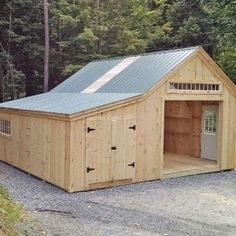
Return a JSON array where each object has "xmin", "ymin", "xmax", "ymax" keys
[{"xmin": 0, "ymin": 118, "xmax": 11, "ymax": 137}]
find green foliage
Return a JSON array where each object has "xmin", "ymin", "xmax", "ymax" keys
[
  {"xmin": 0, "ymin": 186, "xmax": 22, "ymax": 236},
  {"xmin": 0, "ymin": 0, "xmax": 235, "ymax": 100},
  {"xmin": 205, "ymin": 0, "xmax": 236, "ymax": 83}
]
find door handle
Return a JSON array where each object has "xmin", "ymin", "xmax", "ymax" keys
[
  {"xmin": 128, "ymin": 162, "xmax": 135, "ymax": 168},
  {"xmin": 111, "ymin": 146, "xmax": 117, "ymax": 150}
]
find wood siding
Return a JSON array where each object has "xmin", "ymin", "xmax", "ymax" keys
[{"xmin": 0, "ymin": 113, "xmax": 67, "ymax": 189}]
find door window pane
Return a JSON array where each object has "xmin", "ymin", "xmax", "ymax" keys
[{"xmin": 204, "ymin": 111, "xmax": 217, "ymax": 135}]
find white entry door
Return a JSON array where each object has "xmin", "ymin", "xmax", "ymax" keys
[{"xmin": 201, "ymin": 105, "xmax": 218, "ymax": 161}]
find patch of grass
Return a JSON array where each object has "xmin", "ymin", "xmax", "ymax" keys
[{"xmin": 0, "ymin": 186, "xmax": 23, "ymax": 236}]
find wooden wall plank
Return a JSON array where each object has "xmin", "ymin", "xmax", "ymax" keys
[
  {"xmin": 85, "ymin": 119, "xmax": 112, "ymax": 184},
  {"xmin": 135, "ymin": 100, "xmax": 145, "ymax": 182},
  {"xmin": 227, "ymin": 93, "xmax": 236, "ymax": 169},
  {"xmin": 220, "ymin": 90, "xmax": 229, "ymax": 169},
  {"xmin": 69, "ymin": 119, "xmax": 86, "ymax": 191}
]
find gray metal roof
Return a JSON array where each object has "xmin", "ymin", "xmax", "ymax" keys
[
  {"xmin": 0, "ymin": 93, "xmax": 140, "ymax": 115},
  {"xmin": 52, "ymin": 47, "xmax": 198, "ymax": 94},
  {"xmin": 0, "ymin": 47, "xmax": 198, "ymax": 115}
]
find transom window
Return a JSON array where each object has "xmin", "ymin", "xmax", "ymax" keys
[
  {"xmin": 0, "ymin": 119, "xmax": 11, "ymax": 135},
  {"xmin": 169, "ymin": 82, "xmax": 220, "ymax": 91},
  {"xmin": 204, "ymin": 111, "xmax": 217, "ymax": 135}
]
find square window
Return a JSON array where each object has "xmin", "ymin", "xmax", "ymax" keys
[{"xmin": 0, "ymin": 119, "xmax": 11, "ymax": 135}]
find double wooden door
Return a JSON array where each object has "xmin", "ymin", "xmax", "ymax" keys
[{"xmin": 86, "ymin": 118, "xmax": 136, "ymax": 185}]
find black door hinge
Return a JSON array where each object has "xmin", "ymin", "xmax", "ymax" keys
[
  {"xmin": 128, "ymin": 162, "xmax": 135, "ymax": 168},
  {"xmin": 87, "ymin": 127, "xmax": 96, "ymax": 133},
  {"xmin": 129, "ymin": 125, "xmax": 136, "ymax": 131},
  {"xmin": 111, "ymin": 146, "xmax": 117, "ymax": 150},
  {"xmin": 87, "ymin": 167, "xmax": 95, "ymax": 173}
]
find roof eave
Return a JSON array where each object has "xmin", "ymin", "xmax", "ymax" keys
[
  {"xmin": 0, "ymin": 107, "xmax": 70, "ymax": 121},
  {"xmin": 0, "ymin": 94, "xmax": 143, "ymax": 121}
]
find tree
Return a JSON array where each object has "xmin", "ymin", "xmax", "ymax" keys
[
  {"xmin": 0, "ymin": 0, "xmax": 235, "ymax": 102},
  {"xmin": 205, "ymin": 0, "xmax": 236, "ymax": 83},
  {"xmin": 43, "ymin": 0, "xmax": 49, "ymax": 92}
]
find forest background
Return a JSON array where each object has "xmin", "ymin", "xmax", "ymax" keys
[{"xmin": 0, "ymin": 0, "xmax": 235, "ymax": 102}]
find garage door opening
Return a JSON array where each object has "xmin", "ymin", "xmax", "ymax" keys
[{"xmin": 163, "ymin": 101, "xmax": 220, "ymax": 178}]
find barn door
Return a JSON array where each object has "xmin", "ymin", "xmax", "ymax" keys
[
  {"xmin": 111, "ymin": 119, "xmax": 136, "ymax": 180},
  {"xmin": 86, "ymin": 119, "xmax": 112, "ymax": 184},
  {"xmin": 86, "ymin": 119, "xmax": 136, "ymax": 185},
  {"xmin": 201, "ymin": 105, "xmax": 218, "ymax": 161}
]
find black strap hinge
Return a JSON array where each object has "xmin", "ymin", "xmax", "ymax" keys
[
  {"xmin": 128, "ymin": 125, "xmax": 136, "ymax": 130},
  {"xmin": 87, "ymin": 167, "xmax": 95, "ymax": 173},
  {"xmin": 87, "ymin": 127, "xmax": 96, "ymax": 133},
  {"xmin": 128, "ymin": 162, "xmax": 135, "ymax": 168}
]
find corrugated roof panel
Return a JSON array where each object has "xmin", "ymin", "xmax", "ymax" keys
[
  {"xmin": 0, "ymin": 93, "xmax": 140, "ymax": 115},
  {"xmin": 97, "ymin": 48, "xmax": 196, "ymax": 93},
  {"xmin": 51, "ymin": 58, "xmax": 123, "ymax": 93}
]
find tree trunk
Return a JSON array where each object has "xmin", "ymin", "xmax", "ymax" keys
[
  {"xmin": 43, "ymin": 0, "xmax": 49, "ymax": 92},
  {"xmin": 0, "ymin": 65, "xmax": 4, "ymax": 102},
  {"xmin": 8, "ymin": 1, "xmax": 15, "ymax": 100},
  {"xmin": 0, "ymin": 42, "xmax": 15, "ymax": 100},
  {"xmin": 23, "ymin": 67, "xmax": 34, "ymax": 97},
  {"xmin": 95, "ymin": 0, "xmax": 101, "ymax": 54}
]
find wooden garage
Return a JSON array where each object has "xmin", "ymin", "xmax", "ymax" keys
[{"xmin": 0, "ymin": 46, "xmax": 236, "ymax": 192}]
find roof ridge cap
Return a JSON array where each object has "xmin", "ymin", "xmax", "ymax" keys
[{"xmin": 91, "ymin": 46, "xmax": 200, "ymax": 63}]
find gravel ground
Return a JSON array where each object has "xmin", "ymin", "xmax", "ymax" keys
[{"xmin": 0, "ymin": 161, "xmax": 236, "ymax": 236}]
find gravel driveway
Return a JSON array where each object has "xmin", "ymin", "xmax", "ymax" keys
[{"xmin": 0, "ymin": 161, "xmax": 236, "ymax": 236}]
